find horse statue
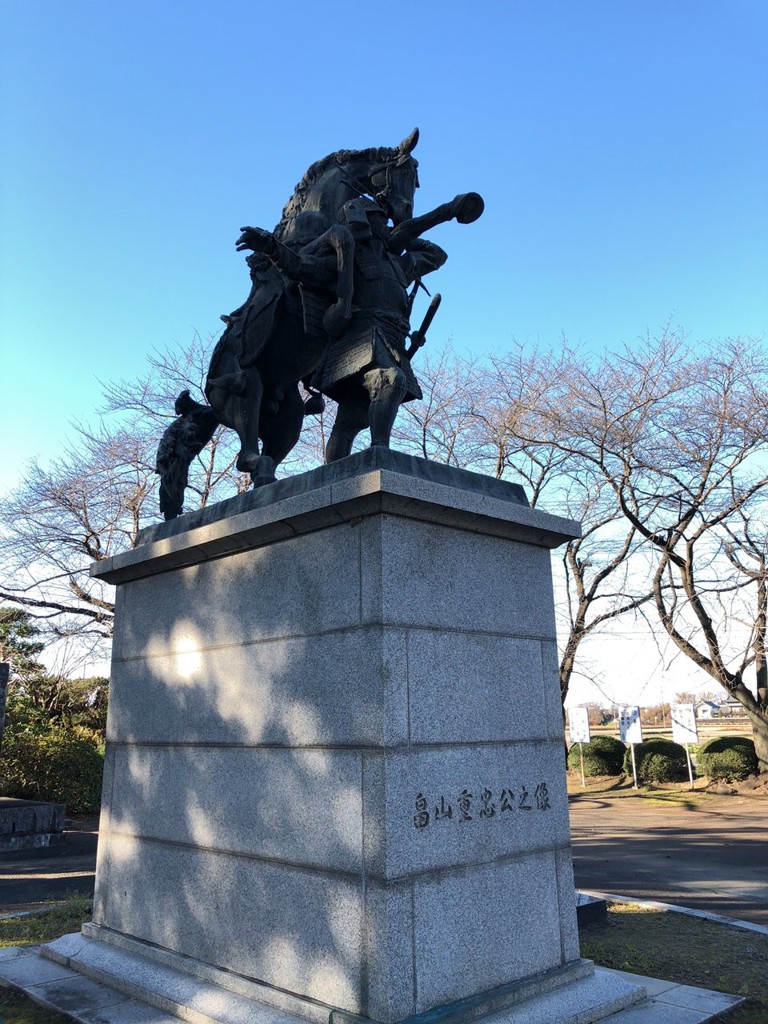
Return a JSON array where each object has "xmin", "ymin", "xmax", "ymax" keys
[{"xmin": 157, "ymin": 129, "xmax": 484, "ymax": 519}]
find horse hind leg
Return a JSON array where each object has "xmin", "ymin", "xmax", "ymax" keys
[
  {"xmin": 259, "ymin": 385, "xmax": 306, "ymax": 478},
  {"xmin": 249, "ymin": 454, "xmax": 277, "ymax": 487},
  {"xmin": 207, "ymin": 367, "xmax": 265, "ymax": 479}
]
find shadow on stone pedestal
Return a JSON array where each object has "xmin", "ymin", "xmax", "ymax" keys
[{"xmin": 41, "ymin": 450, "xmax": 647, "ymax": 1024}]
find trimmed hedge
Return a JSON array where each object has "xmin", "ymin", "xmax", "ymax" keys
[
  {"xmin": 696, "ymin": 736, "xmax": 757, "ymax": 782},
  {"xmin": 568, "ymin": 735, "xmax": 627, "ymax": 776},
  {"xmin": 0, "ymin": 728, "xmax": 104, "ymax": 816},
  {"xmin": 623, "ymin": 737, "xmax": 688, "ymax": 783}
]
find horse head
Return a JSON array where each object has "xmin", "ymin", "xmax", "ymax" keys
[
  {"xmin": 276, "ymin": 130, "xmax": 421, "ymax": 233},
  {"xmin": 369, "ymin": 128, "xmax": 420, "ymax": 225}
]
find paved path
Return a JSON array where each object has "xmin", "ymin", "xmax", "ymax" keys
[
  {"xmin": 0, "ymin": 820, "xmax": 97, "ymax": 912},
  {"xmin": 569, "ymin": 790, "xmax": 768, "ymax": 926}
]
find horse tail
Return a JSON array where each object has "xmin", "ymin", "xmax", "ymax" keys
[{"xmin": 156, "ymin": 392, "xmax": 219, "ymax": 520}]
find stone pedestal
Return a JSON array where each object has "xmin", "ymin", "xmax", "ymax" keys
[
  {"xmin": 63, "ymin": 450, "xmax": 644, "ymax": 1024},
  {"xmin": 0, "ymin": 798, "xmax": 66, "ymax": 854}
]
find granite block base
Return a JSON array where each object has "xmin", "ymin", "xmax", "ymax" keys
[{"xmin": 81, "ymin": 451, "xmax": 637, "ymax": 1024}]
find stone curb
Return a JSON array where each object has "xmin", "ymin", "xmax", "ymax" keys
[{"xmin": 580, "ymin": 889, "xmax": 768, "ymax": 936}]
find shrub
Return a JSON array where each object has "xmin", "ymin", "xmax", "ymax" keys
[
  {"xmin": 0, "ymin": 727, "xmax": 104, "ymax": 815},
  {"xmin": 696, "ymin": 736, "xmax": 757, "ymax": 782},
  {"xmin": 568, "ymin": 735, "xmax": 627, "ymax": 776},
  {"xmin": 623, "ymin": 737, "xmax": 688, "ymax": 783}
]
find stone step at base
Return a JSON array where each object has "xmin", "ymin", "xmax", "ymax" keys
[{"xmin": 0, "ymin": 936, "xmax": 743, "ymax": 1024}]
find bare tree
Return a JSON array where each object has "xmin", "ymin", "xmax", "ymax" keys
[
  {"xmin": 0, "ymin": 437, "xmax": 148, "ymax": 646},
  {"xmin": 394, "ymin": 346, "xmax": 485, "ymax": 467},
  {"xmin": 468, "ymin": 346, "xmax": 657, "ymax": 707},
  {"xmin": 0, "ymin": 339, "xmax": 248, "ymax": 658},
  {"xmin": 531, "ymin": 332, "xmax": 768, "ymax": 770}
]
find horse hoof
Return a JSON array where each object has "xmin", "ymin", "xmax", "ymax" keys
[
  {"xmin": 248, "ymin": 455, "xmax": 276, "ymax": 488},
  {"xmin": 236, "ymin": 453, "xmax": 258, "ymax": 473}
]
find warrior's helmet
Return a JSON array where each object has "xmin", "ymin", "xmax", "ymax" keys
[{"xmin": 339, "ymin": 196, "xmax": 388, "ymax": 234}]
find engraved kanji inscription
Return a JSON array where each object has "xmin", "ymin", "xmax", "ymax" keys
[
  {"xmin": 479, "ymin": 788, "xmax": 496, "ymax": 818},
  {"xmin": 435, "ymin": 796, "xmax": 453, "ymax": 820},
  {"xmin": 535, "ymin": 782, "xmax": 551, "ymax": 810},
  {"xmin": 414, "ymin": 793, "xmax": 430, "ymax": 829},
  {"xmin": 500, "ymin": 788, "xmax": 515, "ymax": 812},
  {"xmin": 412, "ymin": 782, "xmax": 553, "ymax": 828},
  {"xmin": 458, "ymin": 789, "xmax": 473, "ymax": 822}
]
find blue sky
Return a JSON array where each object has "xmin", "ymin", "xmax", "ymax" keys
[{"xmin": 1, "ymin": 0, "xmax": 766, "ymax": 496}]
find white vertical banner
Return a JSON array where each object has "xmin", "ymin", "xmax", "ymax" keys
[
  {"xmin": 618, "ymin": 706, "xmax": 643, "ymax": 788},
  {"xmin": 671, "ymin": 703, "xmax": 699, "ymax": 745},
  {"xmin": 568, "ymin": 707, "xmax": 591, "ymax": 744},
  {"xmin": 671, "ymin": 703, "xmax": 698, "ymax": 790},
  {"xmin": 568, "ymin": 706, "xmax": 591, "ymax": 787},
  {"xmin": 618, "ymin": 706, "xmax": 643, "ymax": 744}
]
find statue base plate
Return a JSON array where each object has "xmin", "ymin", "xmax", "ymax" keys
[{"xmin": 41, "ymin": 930, "xmax": 648, "ymax": 1024}]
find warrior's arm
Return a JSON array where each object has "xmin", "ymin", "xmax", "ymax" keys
[
  {"xmin": 400, "ymin": 239, "xmax": 448, "ymax": 285},
  {"xmin": 236, "ymin": 227, "xmax": 336, "ymax": 289},
  {"xmin": 387, "ymin": 192, "xmax": 484, "ymax": 252}
]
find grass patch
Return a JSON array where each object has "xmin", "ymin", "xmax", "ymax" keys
[
  {"xmin": 0, "ymin": 898, "xmax": 93, "ymax": 1023},
  {"xmin": 0, "ymin": 896, "xmax": 92, "ymax": 949},
  {"xmin": 580, "ymin": 901, "xmax": 768, "ymax": 1023},
  {"xmin": 0, "ymin": 987, "xmax": 69, "ymax": 1023},
  {"xmin": 567, "ymin": 769, "xmax": 768, "ymax": 802}
]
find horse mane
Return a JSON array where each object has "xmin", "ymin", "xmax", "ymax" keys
[{"xmin": 279, "ymin": 145, "xmax": 398, "ymax": 222}]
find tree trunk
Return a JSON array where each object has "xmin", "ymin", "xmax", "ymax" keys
[
  {"xmin": 754, "ymin": 573, "xmax": 768, "ymax": 714},
  {"xmin": 745, "ymin": 707, "xmax": 768, "ymax": 775},
  {"xmin": 559, "ymin": 642, "xmax": 578, "ymax": 707}
]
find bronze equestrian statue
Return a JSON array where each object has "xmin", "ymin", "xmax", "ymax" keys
[{"xmin": 156, "ymin": 130, "xmax": 483, "ymax": 519}]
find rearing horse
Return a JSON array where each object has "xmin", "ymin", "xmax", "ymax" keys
[{"xmin": 156, "ymin": 131, "xmax": 422, "ymax": 519}]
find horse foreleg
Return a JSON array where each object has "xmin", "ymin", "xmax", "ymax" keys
[{"xmin": 325, "ymin": 392, "xmax": 370, "ymax": 463}]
